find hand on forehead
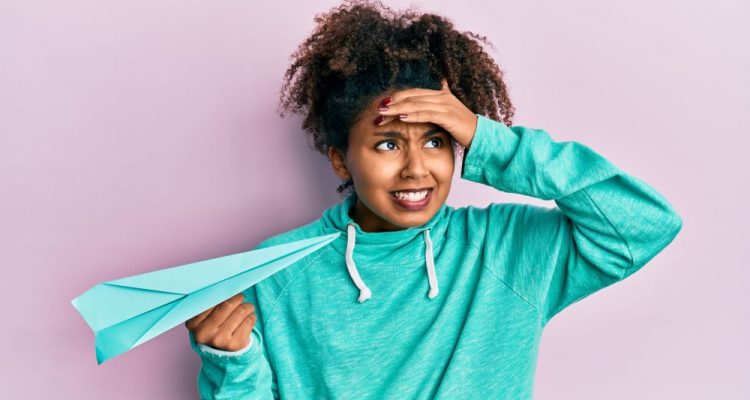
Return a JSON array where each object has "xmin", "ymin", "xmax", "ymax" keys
[
  {"xmin": 371, "ymin": 79, "xmax": 451, "ymax": 128},
  {"xmin": 362, "ymin": 78, "xmax": 478, "ymax": 149}
]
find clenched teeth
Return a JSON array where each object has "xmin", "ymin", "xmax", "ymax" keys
[{"xmin": 393, "ymin": 190, "xmax": 429, "ymax": 201}]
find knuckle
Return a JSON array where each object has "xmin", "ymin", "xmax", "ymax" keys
[
  {"xmin": 224, "ymin": 343, "xmax": 238, "ymax": 352},
  {"xmin": 194, "ymin": 330, "xmax": 210, "ymax": 344},
  {"xmin": 222, "ymin": 300, "xmax": 238, "ymax": 311},
  {"xmin": 235, "ymin": 306, "xmax": 248, "ymax": 316},
  {"xmin": 235, "ymin": 292, "xmax": 246, "ymax": 301},
  {"xmin": 219, "ymin": 327, "xmax": 234, "ymax": 339},
  {"xmin": 211, "ymin": 335, "xmax": 229, "ymax": 349},
  {"xmin": 232, "ymin": 304, "xmax": 247, "ymax": 316}
]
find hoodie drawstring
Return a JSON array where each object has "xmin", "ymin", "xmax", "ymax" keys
[
  {"xmin": 345, "ymin": 223, "xmax": 438, "ymax": 303},
  {"xmin": 345, "ymin": 224, "xmax": 372, "ymax": 303},
  {"xmin": 423, "ymin": 229, "xmax": 439, "ymax": 299}
]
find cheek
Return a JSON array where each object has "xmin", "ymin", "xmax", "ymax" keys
[
  {"xmin": 349, "ymin": 157, "xmax": 395, "ymax": 186},
  {"xmin": 434, "ymin": 154, "xmax": 456, "ymax": 178},
  {"xmin": 350, "ymin": 149, "xmax": 455, "ymax": 186}
]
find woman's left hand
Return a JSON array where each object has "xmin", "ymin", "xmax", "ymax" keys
[{"xmin": 375, "ymin": 78, "xmax": 478, "ymax": 149}]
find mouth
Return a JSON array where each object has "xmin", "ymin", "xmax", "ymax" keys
[{"xmin": 390, "ymin": 187, "xmax": 434, "ymax": 210}]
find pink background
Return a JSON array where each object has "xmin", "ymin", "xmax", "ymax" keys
[{"xmin": 2, "ymin": 0, "xmax": 748, "ymax": 398}]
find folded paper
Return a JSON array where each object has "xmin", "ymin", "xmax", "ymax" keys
[{"xmin": 71, "ymin": 232, "xmax": 341, "ymax": 364}]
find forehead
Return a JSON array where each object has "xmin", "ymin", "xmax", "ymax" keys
[{"xmin": 350, "ymin": 94, "xmax": 445, "ymax": 140}]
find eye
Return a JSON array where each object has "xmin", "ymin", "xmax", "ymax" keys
[
  {"xmin": 374, "ymin": 137, "xmax": 444, "ymax": 151},
  {"xmin": 375, "ymin": 140, "xmax": 398, "ymax": 151},
  {"xmin": 425, "ymin": 137, "xmax": 443, "ymax": 148}
]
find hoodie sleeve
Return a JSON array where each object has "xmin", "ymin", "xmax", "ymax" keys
[
  {"xmin": 460, "ymin": 114, "xmax": 683, "ymax": 325},
  {"xmin": 189, "ymin": 266, "xmax": 279, "ymax": 399}
]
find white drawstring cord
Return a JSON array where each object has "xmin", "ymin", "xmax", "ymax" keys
[
  {"xmin": 343, "ymin": 223, "xmax": 439, "ymax": 303},
  {"xmin": 345, "ymin": 224, "xmax": 372, "ymax": 303},
  {"xmin": 424, "ymin": 229, "xmax": 439, "ymax": 299}
]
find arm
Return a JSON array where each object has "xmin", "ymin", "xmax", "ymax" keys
[
  {"xmin": 189, "ymin": 270, "xmax": 279, "ymax": 399},
  {"xmin": 461, "ymin": 114, "xmax": 683, "ymax": 325}
]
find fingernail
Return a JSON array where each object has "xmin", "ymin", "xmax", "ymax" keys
[
  {"xmin": 374, "ymin": 115, "xmax": 384, "ymax": 125},
  {"xmin": 382, "ymin": 96, "xmax": 392, "ymax": 106},
  {"xmin": 398, "ymin": 114, "xmax": 408, "ymax": 119},
  {"xmin": 378, "ymin": 105, "xmax": 388, "ymax": 111}
]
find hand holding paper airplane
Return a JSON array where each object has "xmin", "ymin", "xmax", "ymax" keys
[
  {"xmin": 185, "ymin": 292, "xmax": 257, "ymax": 352},
  {"xmin": 71, "ymin": 232, "xmax": 340, "ymax": 364}
]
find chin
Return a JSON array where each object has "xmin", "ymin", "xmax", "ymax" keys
[
  {"xmin": 387, "ymin": 203, "xmax": 439, "ymax": 226},
  {"xmin": 388, "ymin": 215, "xmax": 428, "ymax": 227}
]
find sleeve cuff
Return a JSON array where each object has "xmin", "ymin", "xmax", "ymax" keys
[
  {"xmin": 197, "ymin": 334, "xmax": 254, "ymax": 357},
  {"xmin": 461, "ymin": 113, "xmax": 521, "ymax": 184},
  {"xmin": 189, "ymin": 327, "xmax": 262, "ymax": 364}
]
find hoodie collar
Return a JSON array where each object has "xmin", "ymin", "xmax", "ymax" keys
[{"xmin": 320, "ymin": 192, "xmax": 450, "ymax": 304}]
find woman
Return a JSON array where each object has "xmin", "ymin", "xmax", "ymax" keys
[{"xmin": 184, "ymin": 1, "xmax": 682, "ymax": 398}]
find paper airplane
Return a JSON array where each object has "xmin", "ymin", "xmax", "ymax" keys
[{"xmin": 71, "ymin": 232, "xmax": 340, "ymax": 364}]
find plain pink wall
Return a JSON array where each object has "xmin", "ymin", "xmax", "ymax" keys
[{"xmin": 2, "ymin": 0, "xmax": 748, "ymax": 398}]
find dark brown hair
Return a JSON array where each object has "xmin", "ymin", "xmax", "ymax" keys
[{"xmin": 277, "ymin": 0, "xmax": 515, "ymax": 194}]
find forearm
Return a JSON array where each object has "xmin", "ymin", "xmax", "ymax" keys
[
  {"xmin": 462, "ymin": 114, "xmax": 682, "ymax": 322},
  {"xmin": 190, "ymin": 328, "xmax": 277, "ymax": 400}
]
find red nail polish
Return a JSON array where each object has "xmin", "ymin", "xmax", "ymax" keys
[
  {"xmin": 374, "ymin": 115, "xmax": 384, "ymax": 125},
  {"xmin": 382, "ymin": 96, "xmax": 392, "ymax": 106}
]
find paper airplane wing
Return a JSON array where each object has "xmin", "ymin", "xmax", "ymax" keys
[{"xmin": 71, "ymin": 232, "xmax": 340, "ymax": 364}]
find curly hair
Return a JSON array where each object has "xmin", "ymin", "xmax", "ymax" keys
[{"xmin": 277, "ymin": 0, "xmax": 516, "ymax": 194}]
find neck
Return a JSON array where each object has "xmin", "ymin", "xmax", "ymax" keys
[{"xmin": 349, "ymin": 195, "xmax": 404, "ymax": 233}]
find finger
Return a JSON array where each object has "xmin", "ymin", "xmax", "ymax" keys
[
  {"xmin": 378, "ymin": 101, "xmax": 450, "ymax": 118},
  {"xmin": 218, "ymin": 302, "xmax": 255, "ymax": 334},
  {"xmin": 232, "ymin": 312, "xmax": 256, "ymax": 338},
  {"xmin": 229, "ymin": 292, "xmax": 246, "ymax": 304},
  {"xmin": 384, "ymin": 92, "xmax": 447, "ymax": 109},
  {"xmin": 374, "ymin": 114, "xmax": 398, "ymax": 126},
  {"xmin": 203, "ymin": 293, "xmax": 247, "ymax": 327},
  {"xmin": 231, "ymin": 315, "xmax": 255, "ymax": 348},
  {"xmin": 185, "ymin": 306, "xmax": 216, "ymax": 329},
  {"xmin": 381, "ymin": 86, "xmax": 445, "ymax": 107},
  {"xmin": 220, "ymin": 292, "xmax": 246, "ymax": 310},
  {"xmin": 383, "ymin": 78, "xmax": 451, "ymax": 105},
  {"xmin": 391, "ymin": 109, "xmax": 450, "ymax": 126}
]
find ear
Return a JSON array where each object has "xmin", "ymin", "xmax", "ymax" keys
[{"xmin": 327, "ymin": 147, "xmax": 351, "ymax": 181}]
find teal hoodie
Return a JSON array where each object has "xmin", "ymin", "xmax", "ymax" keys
[{"xmin": 188, "ymin": 113, "xmax": 682, "ymax": 399}]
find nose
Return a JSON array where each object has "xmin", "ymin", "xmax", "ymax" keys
[{"xmin": 400, "ymin": 148, "xmax": 429, "ymax": 180}]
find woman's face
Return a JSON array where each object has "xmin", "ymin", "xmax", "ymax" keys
[{"xmin": 328, "ymin": 92, "xmax": 455, "ymax": 232}]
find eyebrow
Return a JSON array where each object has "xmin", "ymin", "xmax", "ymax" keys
[{"xmin": 372, "ymin": 127, "xmax": 448, "ymax": 138}]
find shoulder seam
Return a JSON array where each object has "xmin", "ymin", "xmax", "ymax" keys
[
  {"xmin": 446, "ymin": 232, "xmax": 542, "ymax": 316},
  {"xmin": 259, "ymin": 245, "xmax": 333, "ymax": 330},
  {"xmin": 481, "ymin": 263, "xmax": 543, "ymax": 316}
]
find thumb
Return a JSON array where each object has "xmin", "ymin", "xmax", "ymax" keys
[{"xmin": 440, "ymin": 78, "xmax": 449, "ymax": 90}]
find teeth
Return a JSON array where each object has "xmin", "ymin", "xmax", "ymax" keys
[{"xmin": 393, "ymin": 190, "xmax": 429, "ymax": 201}]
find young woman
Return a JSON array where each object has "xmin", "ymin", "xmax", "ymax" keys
[{"xmin": 184, "ymin": 1, "xmax": 682, "ymax": 398}]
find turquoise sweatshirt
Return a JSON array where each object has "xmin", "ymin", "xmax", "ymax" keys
[{"xmin": 188, "ymin": 114, "xmax": 682, "ymax": 399}]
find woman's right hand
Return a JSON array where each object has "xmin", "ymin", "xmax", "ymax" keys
[{"xmin": 185, "ymin": 292, "xmax": 257, "ymax": 352}]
